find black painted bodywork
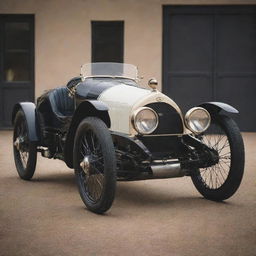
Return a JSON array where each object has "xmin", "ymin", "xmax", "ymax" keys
[{"xmin": 34, "ymin": 77, "xmax": 139, "ymax": 166}]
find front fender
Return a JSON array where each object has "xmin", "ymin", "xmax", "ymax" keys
[
  {"xmin": 73, "ymin": 100, "xmax": 110, "ymax": 127},
  {"xmin": 12, "ymin": 102, "xmax": 40, "ymax": 142},
  {"xmin": 86, "ymin": 100, "xmax": 110, "ymax": 112},
  {"xmin": 198, "ymin": 102, "xmax": 239, "ymax": 114},
  {"xmin": 64, "ymin": 100, "xmax": 110, "ymax": 168}
]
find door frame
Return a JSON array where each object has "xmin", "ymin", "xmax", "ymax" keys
[{"xmin": 0, "ymin": 14, "xmax": 35, "ymax": 129}]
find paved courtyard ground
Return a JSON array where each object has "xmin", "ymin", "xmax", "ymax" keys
[{"xmin": 0, "ymin": 131, "xmax": 255, "ymax": 256}]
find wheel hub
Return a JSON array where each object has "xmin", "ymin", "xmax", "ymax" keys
[
  {"xmin": 80, "ymin": 156, "xmax": 91, "ymax": 175},
  {"xmin": 200, "ymin": 148, "xmax": 219, "ymax": 168},
  {"xmin": 14, "ymin": 136, "xmax": 25, "ymax": 151}
]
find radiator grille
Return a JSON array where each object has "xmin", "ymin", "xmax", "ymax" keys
[{"xmin": 146, "ymin": 102, "xmax": 184, "ymax": 134}]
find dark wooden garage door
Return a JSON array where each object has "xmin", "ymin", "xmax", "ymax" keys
[
  {"xmin": 0, "ymin": 15, "xmax": 34, "ymax": 128},
  {"xmin": 163, "ymin": 6, "xmax": 256, "ymax": 131}
]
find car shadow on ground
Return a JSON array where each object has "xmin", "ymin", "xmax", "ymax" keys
[
  {"xmin": 5, "ymin": 170, "xmax": 239, "ymax": 213},
  {"xmin": 115, "ymin": 182, "xmax": 231, "ymax": 209},
  {"xmin": 31, "ymin": 172, "xmax": 76, "ymax": 186}
]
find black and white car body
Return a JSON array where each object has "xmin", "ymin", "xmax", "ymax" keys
[{"xmin": 12, "ymin": 63, "xmax": 245, "ymax": 213}]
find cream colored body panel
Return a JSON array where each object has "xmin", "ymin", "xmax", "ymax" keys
[
  {"xmin": 98, "ymin": 84, "xmax": 190, "ymax": 136},
  {"xmin": 98, "ymin": 84, "xmax": 151, "ymax": 134}
]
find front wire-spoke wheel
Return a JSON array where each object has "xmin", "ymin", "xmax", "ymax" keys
[
  {"xmin": 79, "ymin": 130, "xmax": 104, "ymax": 202},
  {"xmin": 191, "ymin": 114, "xmax": 244, "ymax": 201},
  {"xmin": 74, "ymin": 117, "xmax": 116, "ymax": 213},
  {"xmin": 13, "ymin": 110, "xmax": 37, "ymax": 180}
]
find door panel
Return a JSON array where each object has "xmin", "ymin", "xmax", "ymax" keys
[
  {"xmin": 216, "ymin": 77, "xmax": 256, "ymax": 131},
  {"xmin": 216, "ymin": 14, "xmax": 256, "ymax": 73},
  {"xmin": 215, "ymin": 13, "xmax": 256, "ymax": 131},
  {"xmin": 167, "ymin": 76, "xmax": 212, "ymax": 111},
  {"xmin": 167, "ymin": 15, "xmax": 213, "ymax": 72},
  {"xmin": 163, "ymin": 12, "xmax": 213, "ymax": 112},
  {"xmin": 163, "ymin": 6, "xmax": 256, "ymax": 131},
  {"xmin": 0, "ymin": 15, "xmax": 34, "ymax": 128}
]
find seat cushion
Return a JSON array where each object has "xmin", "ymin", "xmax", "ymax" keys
[{"xmin": 49, "ymin": 87, "xmax": 74, "ymax": 117}]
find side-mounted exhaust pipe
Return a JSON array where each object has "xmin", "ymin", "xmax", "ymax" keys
[
  {"xmin": 150, "ymin": 162, "xmax": 187, "ymax": 179},
  {"xmin": 123, "ymin": 160, "xmax": 189, "ymax": 181},
  {"xmin": 118, "ymin": 160, "xmax": 189, "ymax": 181}
]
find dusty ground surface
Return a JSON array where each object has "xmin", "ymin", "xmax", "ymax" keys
[{"xmin": 0, "ymin": 131, "xmax": 255, "ymax": 256}]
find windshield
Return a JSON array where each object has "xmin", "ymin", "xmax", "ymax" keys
[{"xmin": 80, "ymin": 62, "xmax": 138, "ymax": 81}]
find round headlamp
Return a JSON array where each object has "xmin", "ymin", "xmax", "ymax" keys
[
  {"xmin": 132, "ymin": 107, "xmax": 158, "ymax": 135},
  {"xmin": 185, "ymin": 107, "xmax": 211, "ymax": 134}
]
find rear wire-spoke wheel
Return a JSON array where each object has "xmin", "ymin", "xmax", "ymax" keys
[
  {"xmin": 191, "ymin": 114, "xmax": 244, "ymax": 201},
  {"xmin": 13, "ymin": 110, "xmax": 37, "ymax": 180},
  {"xmin": 74, "ymin": 117, "xmax": 116, "ymax": 214}
]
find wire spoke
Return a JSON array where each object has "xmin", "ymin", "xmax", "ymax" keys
[
  {"xmin": 198, "ymin": 121, "xmax": 231, "ymax": 190},
  {"xmin": 14, "ymin": 119, "xmax": 30, "ymax": 170},
  {"xmin": 79, "ymin": 129, "xmax": 104, "ymax": 203}
]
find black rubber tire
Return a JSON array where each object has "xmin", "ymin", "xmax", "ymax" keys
[
  {"xmin": 191, "ymin": 114, "xmax": 245, "ymax": 201},
  {"xmin": 13, "ymin": 110, "xmax": 37, "ymax": 180},
  {"xmin": 73, "ymin": 117, "xmax": 116, "ymax": 214}
]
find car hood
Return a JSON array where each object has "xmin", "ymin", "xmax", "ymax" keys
[{"xmin": 98, "ymin": 83, "xmax": 184, "ymax": 135}]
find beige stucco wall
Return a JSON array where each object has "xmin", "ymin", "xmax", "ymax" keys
[{"xmin": 0, "ymin": 0, "xmax": 255, "ymax": 98}]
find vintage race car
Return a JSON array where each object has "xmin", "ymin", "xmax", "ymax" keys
[{"xmin": 12, "ymin": 63, "xmax": 245, "ymax": 213}]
